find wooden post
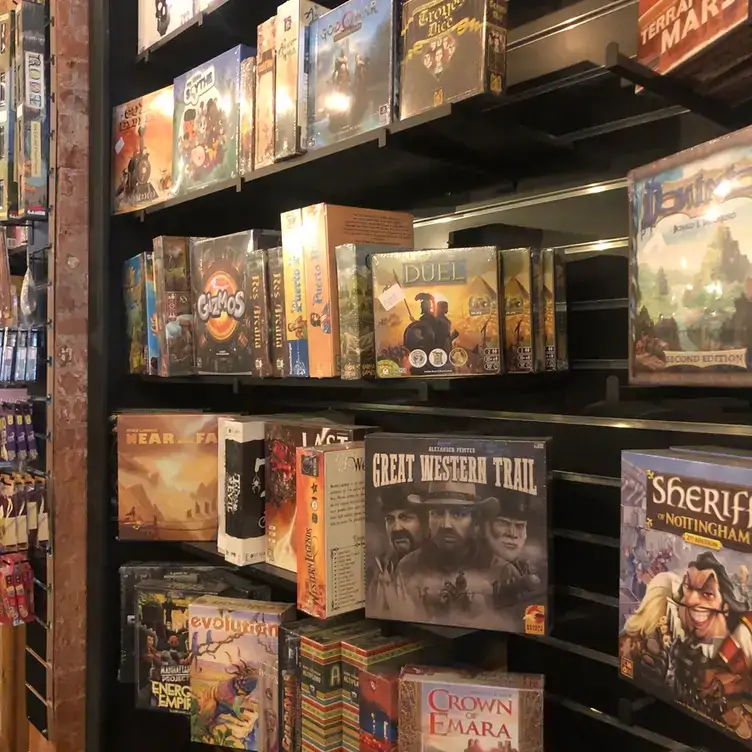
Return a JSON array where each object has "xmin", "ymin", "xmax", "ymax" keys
[{"xmin": 0, "ymin": 623, "xmax": 28, "ymax": 752}]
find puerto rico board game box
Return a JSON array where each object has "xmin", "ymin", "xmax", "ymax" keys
[
  {"xmin": 365, "ymin": 433, "xmax": 550, "ymax": 633},
  {"xmin": 372, "ymin": 247, "xmax": 501, "ymax": 378},
  {"xmin": 629, "ymin": 126, "xmax": 752, "ymax": 386},
  {"xmin": 138, "ymin": 0, "xmax": 195, "ymax": 54},
  {"xmin": 399, "ymin": 0, "xmax": 508, "ymax": 121},
  {"xmin": 112, "ymin": 86, "xmax": 174, "ymax": 214}
]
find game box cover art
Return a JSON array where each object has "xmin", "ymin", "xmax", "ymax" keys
[
  {"xmin": 365, "ymin": 434, "xmax": 549, "ymax": 633},
  {"xmin": 399, "ymin": 0, "xmax": 508, "ymax": 121},
  {"xmin": 116, "ymin": 412, "xmax": 224, "ymax": 541},
  {"xmin": 372, "ymin": 247, "xmax": 501, "ymax": 378},
  {"xmin": 138, "ymin": 0, "xmax": 195, "ymax": 54},
  {"xmin": 619, "ymin": 448, "xmax": 752, "ymax": 743},
  {"xmin": 112, "ymin": 86, "xmax": 174, "ymax": 214},
  {"xmin": 305, "ymin": 0, "xmax": 397, "ymax": 151},
  {"xmin": 398, "ymin": 666, "xmax": 544, "ymax": 752},
  {"xmin": 124, "ymin": 254, "xmax": 148, "ymax": 374},
  {"xmin": 189, "ymin": 596, "xmax": 295, "ymax": 747},
  {"xmin": 359, "ymin": 668, "xmax": 399, "ymax": 752},
  {"xmin": 629, "ymin": 127, "xmax": 752, "ymax": 386},
  {"xmin": 173, "ymin": 45, "xmax": 252, "ymax": 196},
  {"xmin": 503, "ymin": 248, "xmax": 543, "ymax": 374}
]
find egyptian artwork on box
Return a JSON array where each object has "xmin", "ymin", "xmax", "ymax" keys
[
  {"xmin": 138, "ymin": 0, "xmax": 195, "ymax": 54},
  {"xmin": 306, "ymin": 0, "xmax": 396, "ymax": 151},
  {"xmin": 173, "ymin": 46, "xmax": 248, "ymax": 195},
  {"xmin": 365, "ymin": 434, "xmax": 549, "ymax": 633},
  {"xmin": 189, "ymin": 596, "xmax": 294, "ymax": 746},
  {"xmin": 372, "ymin": 247, "xmax": 501, "ymax": 378},
  {"xmin": 239, "ymin": 56, "xmax": 256, "ymax": 176},
  {"xmin": 541, "ymin": 247, "xmax": 568, "ymax": 372},
  {"xmin": 0, "ymin": 12, "xmax": 16, "ymax": 221},
  {"xmin": 116, "ymin": 412, "xmax": 221, "ymax": 541},
  {"xmin": 399, "ymin": 0, "xmax": 507, "ymax": 121},
  {"xmin": 503, "ymin": 248, "xmax": 544, "ymax": 374},
  {"xmin": 112, "ymin": 87, "xmax": 174, "ymax": 214},
  {"xmin": 629, "ymin": 127, "xmax": 752, "ymax": 386},
  {"xmin": 398, "ymin": 667, "xmax": 544, "ymax": 752},
  {"xmin": 124, "ymin": 254, "xmax": 147, "ymax": 374},
  {"xmin": 255, "ymin": 17, "xmax": 277, "ymax": 169}
]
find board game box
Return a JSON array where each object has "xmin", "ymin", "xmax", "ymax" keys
[
  {"xmin": 268, "ymin": 246, "xmax": 289, "ymax": 376},
  {"xmin": 305, "ymin": 0, "xmax": 397, "ymax": 151},
  {"xmin": 399, "ymin": 0, "xmax": 507, "ymax": 121},
  {"xmin": 189, "ymin": 596, "xmax": 296, "ymax": 746},
  {"xmin": 124, "ymin": 254, "xmax": 148, "ymax": 374},
  {"xmin": 138, "ymin": 0, "xmax": 195, "ymax": 54},
  {"xmin": 255, "ymin": 16, "xmax": 277, "ymax": 169},
  {"xmin": 116, "ymin": 411, "xmax": 225, "ymax": 541},
  {"xmin": 398, "ymin": 666, "xmax": 544, "ymax": 752},
  {"xmin": 372, "ymin": 247, "xmax": 501, "ymax": 378},
  {"xmin": 266, "ymin": 420, "xmax": 375, "ymax": 573},
  {"xmin": 173, "ymin": 45, "xmax": 252, "ymax": 196},
  {"xmin": 152, "ymin": 236, "xmax": 194, "ymax": 377},
  {"xmin": 281, "ymin": 208, "xmax": 308, "ymax": 376},
  {"xmin": 112, "ymin": 86, "xmax": 174, "ymax": 214},
  {"xmin": 248, "ymin": 248, "xmax": 274, "ymax": 377},
  {"xmin": 365, "ymin": 433, "xmax": 550, "ymax": 633},
  {"xmin": 239, "ymin": 56, "xmax": 256, "ymax": 176},
  {"xmin": 144, "ymin": 251, "xmax": 159, "ymax": 375},
  {"xmin": 0, "ymin": 11, "xmax": 16, "ymax": 221},
  {"xmin": 359, "ymin": 668, "xmax": 399, "ymax": 752},
  {"xmin": 620, "ymin": 448, "xmax": 752, "ymax": 744},
  {"xmin": 191, "ymin": 229, "xmax": 280, "ymax": 374},
  {"xmin": 629, "ymin": 127, "xmax": 752, "ymax": 386},
  {"xmin": 541, "ymin": 247, "xmax": 568, "ymax": 372}
]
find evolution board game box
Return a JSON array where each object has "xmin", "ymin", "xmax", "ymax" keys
[
  {"xmin": 398, "ymin": 666, "xmax": 544, "ymax": 752},
  {"xmin": 399, "ymin": 0, "xmax": 508, "ymax": 121},
  {"xmin": 620, "ymin": 448, "xmax": 752, "ymax": 744},
  {"xmin": 371, "ymin": 246, "xmax": 501, "ymax": 378},
  {"xmin": 124, "ymin": 254, "xmax": 148, "ymax": 374},
  {"xmin": 629, "ymin": 126, "xmax": 752, "ymax": 386},
  {"xmin": 365, "ymin": 433, "xmax": 550, "ymax": 633},
  {"xmin": 172, "ymin": 45, "xmax": 253, "ymax": 196},
  {"xmin": 305, "ymin": 0, "xmax": 398, "ymax": 151},
  {"xmin": 239, "ymin": 56, "xmax": 256, "ymax": 175},
  {"xmin": 0, "ymin": 11, "xmax": 16, "ymax": 221},
  {"xmin": 116, "ymin": 411, "xmax": 225, "ymax": 541},
  {"xmin": 138, "ymin": 0, "xmax": 195, "ymax": 54},
  {"xmin": 255, "ymin": 16, "xmax": 277, "ymax": 169},
  {"xmin": 112, "ymin": 86, "xmax": 174, "ymax": 214}
]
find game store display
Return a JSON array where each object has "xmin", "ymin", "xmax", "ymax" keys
[
  {"xmin": 0, "ymin": 553, "xmax": 35, "ymax": 626},
  {"xmin": 138, "ymin": 0, "xmax": 195, "ymax": 54}
]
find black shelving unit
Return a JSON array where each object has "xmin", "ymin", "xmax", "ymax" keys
[{"xmin": 88, "ymin": 0, "xmax": 752, "ymax": 751}]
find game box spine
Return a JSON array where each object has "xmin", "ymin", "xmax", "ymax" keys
[
  {"xmin": 552, "ymin": 248, "xmax": 568, "ymax": 371},
  {"xmin": 268, "ymin": 245, "xmax": 289, "ymax": 376},
  {"xmin": 248, "ymin": 248, "xmax": 274, "ymax": 377},
  {"xmin": 0, "ymin": 11, "xmax": 16, "ymax": 222},
  {"xmin": 239, "ymin": 56, "xmax": 256, "ymax": 176},
  {"xmin": 124, "ymin": 254, "xmax": 147, "ymax": 375},
  {"xmin": 484, "ymin": 0, "xmax": 509, "ymax": 96},
  {"xmin": 282, "ymin": 209, "xmax": 309, "ymax": 376},
  {"xmin": 144, "ymin": 251, "xmax": 160, "ymax": 376},
  {"xmin": 335, "ymin": 243, "xmax": 371, "ymax": 380},
  {"xmin": 530, "ymin": 248, "xmax": 545, "ymax": 373},
  {"xmin": 255, "ymin": 16, "xmax": 277, "ymax": 169}
]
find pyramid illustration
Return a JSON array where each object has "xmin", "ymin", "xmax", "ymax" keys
[{"xmin": 467, "ymin": 275, "xmax": 498, "ymax": 301}]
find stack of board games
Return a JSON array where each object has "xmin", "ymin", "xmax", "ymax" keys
[
  {"xmin": 619, "ymin": 448, "xmax": 752, "ymax": 745},
  {"xmin": 629, "ymin": 126, "xmax": 752, "ymax": 386},
  {"xmin": 265, "ymin": 419, "xmax": 376, "ymax": 573},
  {"xmin": 0, "ymin": 11, "xmax": 16, "ymax": 222},
  {"xmin": 112, "ymin": 86, "xmax": 174, "ymax": 214},
  {"xmin": 305, "ymin": 0, "xmax": 398, "ymax": 152},
  {"xmin": 365, "ymin": 433, "xmax": 550, "ymax": 633},
  {"xmin": 255, "ymin": 16, "xmax": 277, "ymax": 170},
  {"xmin": 397, "ymin": 666, "xmax": 544, "ymax": 752},
  {"xmin": 398, "ymin": 0, "xmax": 508, "ymax": 121},
  {"xmin": 189, "ymin": 596, "xmax": 296, "ymax": 746},
  {"xmin": 116, "ymin": 411, "xmax": 229, "ymax": 541},
  {"xmin": 190, "ymin": 229, "xmax": 281, "ymax": 374},
  {"xmin": 371, "ymin": 247, "xmax": 502, "ymax": 379},
  {"xmin": 138, "ymin": 0, "xmax": 195, "ymax": 54},
  {"xmin": 172, "ymin": 45, "xmax": 253, "ymax": 196}
]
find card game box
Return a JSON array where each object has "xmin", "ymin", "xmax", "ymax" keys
[
  {"xmin": 399, "ymin": 0, "xmax": 508, "ymax": 121},
  {"xmin": 124, "ymin": 254, "xmax": 148, "ymax": 374},
  {"xmin": 190, "ymin": 229, "xmax": 280, "ymax": 374},
  {"xmin": 268, "ymin": 246, "xmax": 289, "ymax": 376},
  {"xmin": 359, "ymin": 668, "xmax": 399, "ymax": 752},
  {"xmin": 189, "ymin": 596, "xmax": 296, "ymax": 745},
  {"xmin": 138, "ymin": 0, "xmax": 195, "ymax": 54},
  {"xmin": 173, "ymin": 45, "xmax": 252, "ymax": 196},
  {"xmin": 266, "ymin": 419, "xmax": 375, "ymax": 573},
  {"xmin": 144, "ymin": 251, "xmax": 160, "ymax": 375},
  {"xmin": 398, "ymin": 667, "xmax": 544, "ymax": 752},
  {"xmin": 275, "ymin": 0, "xmax": 327, "ymax": 160},
  {"xmin": 629, "ymin": 127, "xmax": 752, "ymax": 386},
  {"xmin": 541, "ymin": 247, "xmax": 568, "ymax": 372},
  {"xmin": 152, "ymin": 236, "xmax": 194, "ymax": 377},
  {"xmin": 306, "ymin": 0, "xmax": 398, "ymax": 151},
  {"xmin": 372, "ymin": 247, "xmax": 501, "ymax": 378},
  {"xmin": 296, "ymin": 442, "xmax": 367, "ymax": 618},
  {"xmin": 255, "ymin": 16, "xmax": 277, "ymax": 169},
  {"xmin": 116, "ymin": 411, "xmax": 225, "ymax": 541},
  {"xmin": 239, "ymin": 56, "xmax": 256, "ymax": 175},
  {"xmin": 248, "ymin": 248, "xmax": 274, "ymax": 376},
  {"xmin": 0, "ymin": 12, "xmax": 16, "ymax": 221},
  {"xmin": 365, "ymin": 433, "xmax": 550, "ymax": 633},
  {"xmin": 281, "ymin": 208, "xmax": 308, "ymax": 376},
  {"xmin": 303, "ymin": 204, "xmax": 414, "ymax": 378},
  {"xmin": 112, "ymin": 86, "xmax": 174, "ymax": 214}
]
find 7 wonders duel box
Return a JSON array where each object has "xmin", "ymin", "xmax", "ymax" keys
[
  {"xmin": 365, "ymin": 433, "xmax": 550, "ymax": 633},
  {"xmin": 619, "ymin": 449, "xmax": 752, "ymax": 744},
  {"xmin": 399, "ymin": 0, "xmax": 508, "ymax": 121},
  {"xmin": 629, "ymin": 126, "xmax": 752, "ymax": 386},
  {"xmin": 371, "ymin": 247, "xmax": 501, "ymax": 378}
]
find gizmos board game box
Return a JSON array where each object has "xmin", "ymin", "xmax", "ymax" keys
[
  {"xmin": 629, "ymin": 126, "xmax": 752, "ymax": 386},
  {"xmin": 372, "ymin": 247, "xmax": 501, "ymax": 378},
  {"xmin": 116, "ymin": 412, "xmax": 224, "ymax": 541},
  {"xmin": 398, "ymin": 666, "xmax": 544, "ymax": 752},
  {"xmin": 173, "ymin": 45, "xmax": 253, "ymax": 196},
  {"xmin": 365, "ymin": 433, "xmax": 550, "ymax": 633},
  {"xmin": 138, "ymin": 0, "xmax": 195, "ymax": 54},
  {"xmin": 112, "ymin": 86, "xmax": 174, "ymax": 214},
  {"xmin": 305, "ymin": 0, "xmax": 398, "ymax": 151},
  {"xmin": 399, "ymin": 0, "xmax": 508, "ymax": 121},
  {"xmin": 619, "ymin": 448, "xmax": 752, "ymax": 744}
]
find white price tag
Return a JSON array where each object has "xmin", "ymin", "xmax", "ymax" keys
[
  {"xmin": 115, "ymin": 137, "xmax": 125, "ymax": 154},
  {"xmin": 378, "ymin": 283, "xmax": 405, "ymax": 311}
]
